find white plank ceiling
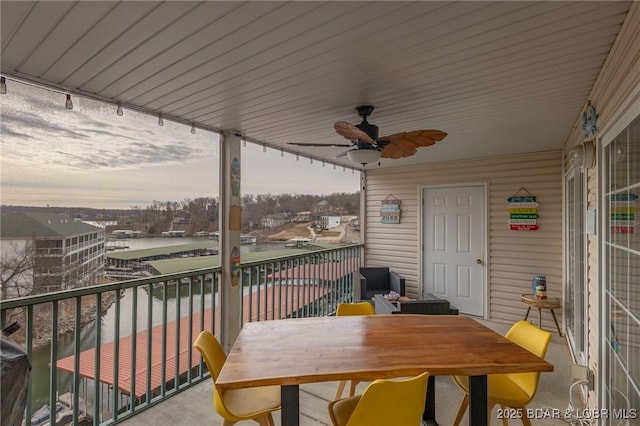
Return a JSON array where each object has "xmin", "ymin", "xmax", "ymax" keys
[{"xmin": 0, "ymin": 1, "xmax": 632, "ymax": 169}]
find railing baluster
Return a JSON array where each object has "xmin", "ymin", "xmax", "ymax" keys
[
  {"xmin": 93, "ymin": 292, "xmax": 102, "ymax": 424},
  {"xmin": 73, "ymin": 297, "xmax": 81, "ymax": 425},
  {"xmin": 186, "ymin": 276, "xmax": 194, "ymax": 384},
  {"xmin": 23, "ymin": 305, "xmax": 33, "ymax": 426},
  {"xmin": 174, "ymin": 279, "xmax": 181, "ymax": 391},
  {"xmin": 146, "ymin": 283, "xmax": 153, "ymax": 404},
  {"xmin": 256, "ymin": 264, "xmax": 262, "ymax": 322},
  {"xmin": 161, "ymin": 281, "xmax": 168, "ymax": 397},
  {"xmin": 264, "ymin": 263, "xmax": 269, "ymax": 321},
  {"xmin": 112, "ymin": 290, "xmax": 121, "ymax": 420},
  {"xmin": 49, "ymin": 301, "xmax": 58, "ymax": 426},
  {"xmin": 285, "ymin": 260, "xmax": 291, "ymax": 318},
  {"xmin": 209, "ymin": 273, "xmax": 215, "ymax": 335},
  {"xmin": 297, "ymin": 257, "xmax": 302, "ymax": 316},
  {"xmin": 277, "ymin": 260, "xmax": 283, "ymax": 319},
  {"xmin": 247, "ymin": 266, "xmax": 253, "ymax": 323},
  {"xmin": 130, "ymin": 287, "xmax": 137, "ymax": 413}
]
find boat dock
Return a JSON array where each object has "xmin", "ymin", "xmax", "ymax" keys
[{"xmin": 55, "ymin": 283, "xmax": 332, "ymax": 403}]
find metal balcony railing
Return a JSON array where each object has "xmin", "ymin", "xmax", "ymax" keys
[{"xmin": 0, "ymin": 244, "xmax": 362, "ymax": 426}]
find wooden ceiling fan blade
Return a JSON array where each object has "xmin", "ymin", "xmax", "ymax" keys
[
  {"xmin": 334, "ymin": 122, "xmax": 374, "ymax": 144},
  {"xmin": 381, "ymin": 149, "xmax": 402, "ymax": 159},
  {"xmin": 381, "ymin": 144, "xmax": 417, "ymax": 159},
  {"xmin": 385, "ymin": 137, "xmax": 419, "ymax": 150},
  {"xmin": 288, "ymin": 142, "xmax": 353, "ymax": 147},
  {"xmin": 382, "ymin": 129, "xmax": 447, "ymax": 147},
  {"xmin": 402, "ymin": 148, "xmax": 418, "ymax": 157}
]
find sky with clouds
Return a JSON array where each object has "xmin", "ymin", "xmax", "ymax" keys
[{"xmin": 1, "ymin": 80, "xmax": 359, "ymax": 209}]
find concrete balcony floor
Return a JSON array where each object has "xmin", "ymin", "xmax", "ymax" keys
[{"xmin": 121, "ymin": 318, "xmax": 574, "ymax": 426}]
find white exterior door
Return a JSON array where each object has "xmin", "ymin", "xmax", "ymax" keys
[{"xmin": 422, "ymin": 185, "xmax": 486, "ymax": 317}]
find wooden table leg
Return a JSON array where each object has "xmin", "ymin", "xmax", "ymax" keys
[
  {"xmin": 468, "ymin": 375, "xmax": 488, "ymax": 426},
  {"xmin": 422, "ymin": 375, "xmax": 439, "ymax": 425},
  {"xmin": 281, "ymin": 385, "xmax": 299, "ymax": 426}
]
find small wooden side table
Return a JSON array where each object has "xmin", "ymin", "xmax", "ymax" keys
[{"xmin": 521, "ymin": 294, "xmax": 563, "ymax": 336}]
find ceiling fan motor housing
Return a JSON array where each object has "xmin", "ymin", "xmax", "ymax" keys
[
  {"xmin": 354, "ymin": 105, "xmax": 378, "ymax": 139},
  {"xmin": 356, "ymin": 122, "xmax": 379, "ymax": 140}
]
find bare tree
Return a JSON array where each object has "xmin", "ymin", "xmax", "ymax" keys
[
  {"xmin": 0, "ymin": 239, "xmax": 36, "ymax": 333},
  {"xmin": 0, "ymin": 239, "xmax": 35, "ymax": 301}
]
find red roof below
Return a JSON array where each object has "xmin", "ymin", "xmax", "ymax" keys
[{"xmin": 56, "ymin": 284, "xmax": 329, "ymax": 398}]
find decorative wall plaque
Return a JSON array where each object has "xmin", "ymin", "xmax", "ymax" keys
[
  {"xmin": 380, "ymin": 195, "xmax": 401, "ymax": 224},
  {"xmin": 507, "ymin": 188, "xmax": 539, "ymax": 231}
]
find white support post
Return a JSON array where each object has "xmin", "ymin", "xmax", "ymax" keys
[{"xmin": 219, "ymin": 132, "xmax": 242, "ymax": 352}]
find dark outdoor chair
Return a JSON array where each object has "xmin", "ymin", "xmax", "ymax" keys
[{"xmin": 353, "ymin": 267, "xmax": 405, "ymax": 301}]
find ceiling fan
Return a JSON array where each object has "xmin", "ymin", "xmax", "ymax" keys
[{"xmin": 288, "ymin": 105, "xmax": 447, "ymax": 166}]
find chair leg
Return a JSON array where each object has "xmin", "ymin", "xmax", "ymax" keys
[
  {"xmin": 222, "ymin": 420, "xmax": 237, "ymax": 426},
  {"xmin": 500, "ymin": 405, "xmax": 509, "ymax": 426},
  {"xmin": 335, "ymin": 380, "xmax": 347, "ymax": 399},
  {"xmin": 254, "ymin": 415, "xmax": 272, "ymax": 426},
  {"xmin": 348, "ymin": 380, "xmax": 360, "ymax": 397},
  {"xmin": 487, "ymin": 403, "xmax": 495, "ymax": 426},
  {"xmin": 452, "ymin": 394, "xmax": 469, "ymax": 426},
  {"xmin": 521, "ymin": 408, "xmax": 532, "ymax": 426}
]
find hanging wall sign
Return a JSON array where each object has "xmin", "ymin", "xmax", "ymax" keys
[
  {"xmin": 380, "ymin": 195, "xmax": 401, "ymax": 224},
  {"xmin": 582, "ymin": 101, "xmax": 598, "ymax": 139},
  {"xmin": 231, "ymin": 157, "xmax": 241, "ymax": 197},
  {"xmin": 230, "ymin": 246, "xmax": 241, "ymax": 287},
  {"xmin": 610, "ymin": 193, "xmax": 637, "ymax": 234},
  {"xmin": 508, "ymin": 189, "xmax": 539, "ymax": 231}
]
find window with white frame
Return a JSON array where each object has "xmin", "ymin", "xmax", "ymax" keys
[
  {"xmin": 565, "ymin": 168, "xmax": 586, "ymax": 362},
  {"xmin": 603, "ymin": 114, "xmax": 640, "ymax": 421}
]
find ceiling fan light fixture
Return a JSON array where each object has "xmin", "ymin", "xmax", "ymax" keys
[{"xmin": 347, "ymin": 149, "xmax": 381, "ymax": 166}]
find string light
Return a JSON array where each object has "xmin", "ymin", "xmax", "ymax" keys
[
  {"xmin": 333, "ymin": 163, "xmax": 336, "ymax": 170},
  {"xmin": 65, "ymin": 94, "xmax": 73, "ymax": 110},
  {"xmin": 116, "ymin": 103, "xmax": 124, "ymax": 116},
  {"xmin": 158, "ymin": 114, "xmax": 164, "ymax": 126},
  {"xmin": 310, "ymin": 157, "xmax": 313, "ymax": 164},
  {"xmin": 296, "ymin": 153, "xmax": 299, "ymax": 161},
  {"xmin": 263, "ymin": 143, "xmax": 267, "ymax": 153},
  {"xmin": 322, "ymin": 160, "xmax": 325, "ymax": 167},
  {"xmin": 0, "ymin": 77, "xmax": 6, "ymax": 94},
  {"xmin": 190, "ymin": 123, "xmax": 196, "ymax": 134},
  {"xmin": 242, "ymin": 139, "xmax": 247, "ymax": 148},
  {"xmin": 280, "ymin": 148, "xmax": 284, "ymax": 157},
  {"xmin": 343, "ymin": 166, "xmax": 346, "ymax": 172}
]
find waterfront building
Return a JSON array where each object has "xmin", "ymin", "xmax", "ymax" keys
[{"xmin": 0, "ymin": 212, "xmax": 105, "ymax": 295}]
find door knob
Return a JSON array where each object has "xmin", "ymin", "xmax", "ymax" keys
[{"xmin": 476, "ymin": 259, "xmax": 483, "ymax": 264}]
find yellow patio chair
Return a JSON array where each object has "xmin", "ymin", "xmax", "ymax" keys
[
  {"xmin": 334, "ymin": 302, "xmax": 375, "ymax": 399},
  {"xmin": 328, "ymin": 371, "xmax": 429, "ymax": 426},
  {"xmin": 193, "ymin": 330, "xmax": 281, "ymax": 426},
  {"xmin": 451, "ymin": 320, "xmax": 552, "ymax": 426}
]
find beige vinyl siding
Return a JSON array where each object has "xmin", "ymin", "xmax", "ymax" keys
[
  {"xmin": 559, "ymin": 3, "xmax": 640, "ymax": 409},
  {"xmin": 364, "ymin": 150, "xmax": 563, "ymax": 327}
]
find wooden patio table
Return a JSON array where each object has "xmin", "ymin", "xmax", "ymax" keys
[{"xmin": 215, "ymin": 315, "xmax": 553, "ymax": 426}]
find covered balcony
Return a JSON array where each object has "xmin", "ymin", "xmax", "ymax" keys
[{"xmin": 1, "ymin": 1, "xmax": 639, "ymax": 425}]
